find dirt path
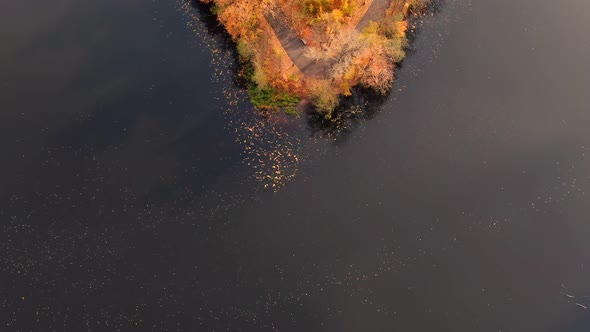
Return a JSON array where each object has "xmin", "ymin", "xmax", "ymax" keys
[
  {"xmin": 264, "ymin": 0, "xmax": 392, "ymax": 79},
  {"xmin": 356, "ymin": 0, "xmax": 392, "ymax": 30},
  {"xmin": 264, "ymin": 10, "xmax": 332, "ymax": 78}
]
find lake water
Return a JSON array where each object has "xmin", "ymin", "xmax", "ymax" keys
[{"xmin": 1, "ymin": 0, "xmax": 590, "ymax": 330}]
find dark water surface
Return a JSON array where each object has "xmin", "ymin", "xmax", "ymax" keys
[{"xmin": 2, "ymin": 0, "xmax": 590, "ymax": 330}]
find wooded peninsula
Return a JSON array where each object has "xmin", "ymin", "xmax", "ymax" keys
[{"xmin": 200, "ymin": 0, "xmax": 429, "ymax": 116}]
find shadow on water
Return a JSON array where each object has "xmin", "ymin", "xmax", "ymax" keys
[
  {"xmin": 188, "ymin": 0, "xmax": 235, "ymax": 49},
  {"xmin": 305, "ymin": 86, "xmax": 388, "ymax": 142},
  {"xmin": 189, "ymin": 0, "xmax": 445, "ymax": 143},
  {"xmin": 305, "ymin": 0, "xmax": 445, "ymax": 141}
]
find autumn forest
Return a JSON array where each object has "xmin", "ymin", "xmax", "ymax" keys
[{"xmin": 202, "ymin": 0, "xmax": 429, "ymax": 115}]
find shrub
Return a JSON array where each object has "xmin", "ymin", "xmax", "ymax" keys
[
  {"xmin": 340, "ymin": 0, "xmax": 355, "ymax": 17},
  {"xmin": 248, "ymin": 86, "xmax": 300, "ymax": 110},
  {"xmin": 237, "ymin": 40, "xmax": 256, "ymax": 60},
  {"xmin": 312, "ymin": 83, "xmax": 339, "ymax": 115},
  {"xmin": 210, "ymin": 4, "xmax": 221, "ymax": 15},
  {"xmin": 251, "ymin": 68, "xmax": 269, "ymax": 89},
  {"xmin": 381, "ymin": 13, "xmax": 405, "ymax": 38},
  {"xmin": 302, "ymin": 0, "xmax": 333, "ymax": 18},
  {"xmin": 383, "ymin": 38, "xmax": 406, "ymax": 63}
]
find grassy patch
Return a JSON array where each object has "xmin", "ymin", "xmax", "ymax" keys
[
  {"xmin": 284, "ymin": 106, "xmax": 299, "ymax": 117},
  {"xmin": 239, "ymin": 60, "xmax": 299, "ymax": 113},
  {"xmin": 248, "ymin": 85, "xmax": 300, "ymax": 111}
]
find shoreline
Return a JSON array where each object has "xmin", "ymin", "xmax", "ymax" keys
[{"xmin": 202, "ymin": 0, "xmax": 430, "ymax": 117}]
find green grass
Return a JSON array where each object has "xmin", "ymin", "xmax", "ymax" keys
[
  {"xmin": 239, "ymin": 61, "xmax": 300, "ymax": 113},
  {"xmin": 248, "ymin": 85, "xmax": 300, "ymax": 111},
  {"xmin": 284, "ymin": 106, "xmax": 299, "ymax": 117}
]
